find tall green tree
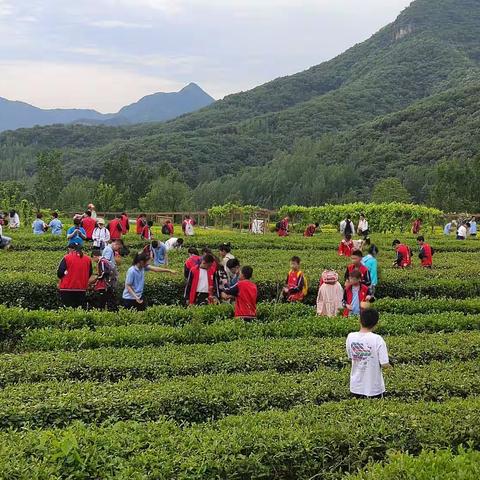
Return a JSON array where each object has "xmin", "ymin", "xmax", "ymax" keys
[
  {"xmin": 34, "ymin": 151, "xmax": 64, "ymax": 208},
  {"xmin": 94, "ymin": 183, "xmax": 125, "ymax": 212},
  {"xmin": 59, "ymin": 178, "xmax": 98, "ymax": 212},
  {"xmin": 140, "ymin": 175, "xmax": 193, "ymax": 212},
  {"xmin": 371, "ymin": 178, "xmax": 412, "ymax": 204}
]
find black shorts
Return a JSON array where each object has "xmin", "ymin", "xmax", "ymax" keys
[{"xmin": 352, "ymin": 393, "xmax": 384, "ymax": 399}]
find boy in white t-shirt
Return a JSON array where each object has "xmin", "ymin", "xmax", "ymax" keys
[{"xmin": 346, "ymin": 309, "xmax": 390, "ymax": 399}]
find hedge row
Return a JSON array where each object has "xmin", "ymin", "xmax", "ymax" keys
[
  {"xmin": 2, "ymin": 273, "xmax": 480, "ymax": 309},
  {"xmin": 16, "ymin": 313, "xmax": 480, "ymax": 352},
  {"xmin": 1, "ymin": 399, "xmax": 480, "ymax": 479},
  {"xmin": 347, "ymin": 449, "xmax": 480, "ymax": 480},
  {"xmin": 2, "ymin": 299, "xmax": 480, "ymax": 338},
  {"xmin": 1, "ymin": 332, "xmax": 478, "ymax": 385},
  {"xmin": 0, "ymin": 360, "xmax": 478, "ymax": 429}
]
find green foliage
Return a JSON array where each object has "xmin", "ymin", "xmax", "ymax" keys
[
  {"xmin": 93, "ymin": 183, "xmax": 125, "ymax": 211},
  {"xmin": 371, "ymin": 178, "xmax": 412, "ymax": 204},
  {"xmin": 139, "ymin": 175, "xmax": 193, "ymax": 211},
  {"xmin": 348, "ymin": 448, "xmax": 480, "ymax": 480},
  {"xmin": 34, "ymin": 151, "xmax": 64, "ymax": 208},
  {"xmin": 59, "ymin": 177, "xmax": 97, "ymax": 212},
  {"xmin": 2, "ymin": 0, "xmax": 480, "ymax": 211},
  {"xmin": 1, "ymin": 398, "xmax": 480, "ymax": 478}
]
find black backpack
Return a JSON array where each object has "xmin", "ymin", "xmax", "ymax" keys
[
  {"xmin": 275, "ymin": 221, "xmax": 282, "ymax": 231},
  {"xmin": 161, "ymin": 224, "xmax": 170, "ymax": 235}
]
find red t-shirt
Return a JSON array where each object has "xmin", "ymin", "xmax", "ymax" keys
[
  {"xmin": 109, "ymin": 218, "xmax": 123, "ymax": 240},
  {"xmin": 58, "ymin": 252, "xmax": 93, "ymax": 291},
  {"xmin": 136, "ymin": 217, "xmax": 146, "ymax": 234},
  {"xmin": 227, "ymin": 280, "xmax": 257, "ymax": 319},
  {"xmin": 81, "ymin": 216, "xmax": 97, "ymax": 240}
]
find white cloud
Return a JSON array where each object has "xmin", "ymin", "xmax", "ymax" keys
[
  {"xmin": 0, "ymin": 61, "xmax": 182, "ymax": 112},
  {"xmin": 0, "ymin": 0, "xmax": 13, "ymax": 16},
  {"xmin": 89, "ymin": 19, "xmax": 152, "ymax": 29}
]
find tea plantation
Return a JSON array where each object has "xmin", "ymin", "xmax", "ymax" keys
[{"xmin": 0, "ymin": 225, "xmax": 479, "ymax": 479}]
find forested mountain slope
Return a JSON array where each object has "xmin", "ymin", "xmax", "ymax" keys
[{"xmin": 1, "ymin": 0, "xmax": 479, "ymax": 208}]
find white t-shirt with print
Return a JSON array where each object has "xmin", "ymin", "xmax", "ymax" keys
[{"xmin": 346, "ymin": 331, "xmax": 389, "ymax": 396}]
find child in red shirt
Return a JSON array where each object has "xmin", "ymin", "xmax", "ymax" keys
[
  {"xmin": 283, "ymin": 256, "xmax": 307, "ymax": 303},
  {"xmin": 222, "ymin": 266, "xmax": 257, "ymax": 320},
  {"xmin": 338, "ymin": 234, "xmax": 354, "ymax": 257},
  {"xmin": 141, "ymin": 221, "xmax": 154, "ymax": 241},
  {"xmin": 417, "ymin": 236, "xmax": 434, "ymax": 268},
  {"xmin": 344, "ymin": 250, "xmax": 371, "ymax": 286}
]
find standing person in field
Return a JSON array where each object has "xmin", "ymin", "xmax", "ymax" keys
[
  {"xmin": 412, "ymin": 218, "xmax": 422, "ymax": 235},
  {"xmin": 283, "ymin": 256, "xmax": 308, "ymax": 303},
  {"xmin": 67, "ymin": 216, "xmax": 87, "ymax": 246},
  {"xmin": 57, "ymin": 244, "xmax": 94, "ymax": 308},
  {"xmin": 316, "ymin": 270, "xmax": 343, "ymax": 317},
  {"xmin": 344, "ymin": 250, "xmax": 371, "ymax": 286},
  {"xmin": 392, "ymin": 240, "xmax": 412, "ymax": 268},
  {"xmin": 92, "ymin": 218, "xmax": 110, "ymax": 250},
  {"xmin": 184, "ymin": 254, "xmax": 220, "ymax": 306},
  {"xmin": 140, "ymin": 220, "xmax": 154, "ymax": 241},
  {"xmin": 184, "ymin": 247, "xmax": 201, "ymax": 279},
  {"xmin": 182, "ymin": 216, "xmax": 196, "ymax": 236},
  {"xmin": 343, "ymin": 270, "xmax": 372, "ymax": 317},
  {"xmin": 346, "ymin": 309, "xmax": 390, "ymax": 399},
  {"xmin": 81, "ymin": 210, "xmax": 97, "ymax": 241},
  {"xmin": 221, "ymin": 266, "xmax": 257, "ymax": 321},
  {"xmin": 122, "ymin": 251, "xmax": 176, "ymax": 310},
  {"xmin": 32, "ymin": 213, "xmax": 48, "ymax": 235},
  {"xmin": 8, "ymin": 210, "xmax": 20, "ymax": 230},
  {"xmin": 120, "ymin": 212, "xmax": 130, "ymax": 234},
  {"xmin": 457, "ymin": 222, "xmax": 468, "ymax": 240},
  {"xmin": 276, "ymin": 216, "xmax": 289, "ymax": 237},
  {"xmin": 417, "ymin": 236, "xmax": 434, "ymax": 269},
  {"xmin": 443, "ymin": 221, "xmax": 453, "ymax": 236},
  {"xmin": 338, "ymin": 234, "xmax": 354, "ymax": 257},
  {"xmin": 304, "ymin": 222, "xmax": 319, "ymax": 237},
  {"xmin": 108, "ymin": 214, "xmax": 124, "ymax": 241},
  {"xmin": 226, "ymin": 258, "xmax": 241, "ymax": 287},
  {"xmin": 219, "ymin": 243, "xmax": 236, "ymax": 282},
  {"xmin": 469, "ymin": 217, "xmax": 477, "ymax": 237},
  {"xmin": 357, "ymin": 214, "xmax": 369, "ymax": 239},
  {"xmin": 136, "ymin": 214, "xmax": 147, "ymax": 235},
  {"xmin": 362, "ymin": 245, "xmax": 379, "ymax": 294},
  {"xmin": 49, "ymin": 212, "xmax": 63, "ymax": 235},
  {"xmin": 87, "ymin": 204, "xmax": 97, "ymax": 220},
  {"xmin": 90, "ymin": 248, "xmax": 116, "ymax": 310},
  {"xmin": 340, "ymin": 216, "xmax": 355, "ymax": 237}
]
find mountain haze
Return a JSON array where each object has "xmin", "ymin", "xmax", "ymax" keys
[
  {"xmin": 0, "ymin": 83, "xmax": 214, "ymax": 132},
  {"xmin": 1, "ymin": 0, "xmax": 479, "ymax": 210}
]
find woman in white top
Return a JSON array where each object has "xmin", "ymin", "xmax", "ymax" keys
[
  {"xmin": 8, "ymin": 210, "xmax": 20, "ymax": 229},
  {"xmin": 357, "ymin": 214, "xmax": 369, "ymax": 237},
  {"xmin": 457, "ymin": 223, "xmax": 468, "ymax": 240},
  {"xmin": 92, "ymin": 218, "xmax": 110, "ymax": 249}
]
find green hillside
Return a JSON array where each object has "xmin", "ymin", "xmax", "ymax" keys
[{"xmin": 1, "ymin": 0, "xmax": 479, "ymax": 210}]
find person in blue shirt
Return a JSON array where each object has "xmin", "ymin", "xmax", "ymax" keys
[
  {"xmin": 66, "ymin": 217, "xmax": 87, "ymax": 246},
  {"xmin": 48, "ymin": 212, "xmax": 63, "ymax": 235},
  {"xmin": 469, "ymin": 217, "xmax": 477, "ymax": 237},
  {"xmin": 443, "ymin": 222, "xmax": 453, "ymax": 235},
  {"xmin": 148, "ymin": 240, "xmax": 168, "ymax": 266},
  {"xmin": 122, "ymin": 251, "xmax": 176, "ymax": 310},
  {"xmin": 361, "ymin": 245, "xmax": 379, "ymax": 295},
  {"xmin": 32, "ymin": 213, "xmax": 47, "ymax": 235}
]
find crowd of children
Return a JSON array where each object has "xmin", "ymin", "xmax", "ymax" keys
[{"xmin": 7, "ymin": 207, "xmax": 473, "ymax": 400}]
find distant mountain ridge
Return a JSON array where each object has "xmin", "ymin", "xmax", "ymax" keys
[{"xmin": 0, "ymin": 83, "xmax": 215, "ymax": 132}]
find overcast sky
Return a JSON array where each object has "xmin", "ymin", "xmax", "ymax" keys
[{"xmin": 0, "ymin": 0, "xmax": 412, "ymax": 113}]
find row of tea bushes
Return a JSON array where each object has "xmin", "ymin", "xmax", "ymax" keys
[
  {"xmin": 0, "ymin": 398, "xmax": 480, "ymax": 479},
  {"xmin": 0, "ymin": 359, "xmax": 478, "ymax": 429},
  {"xmin": 1, "ymin": 332, "xmax": 478, "ymax": 384}
]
